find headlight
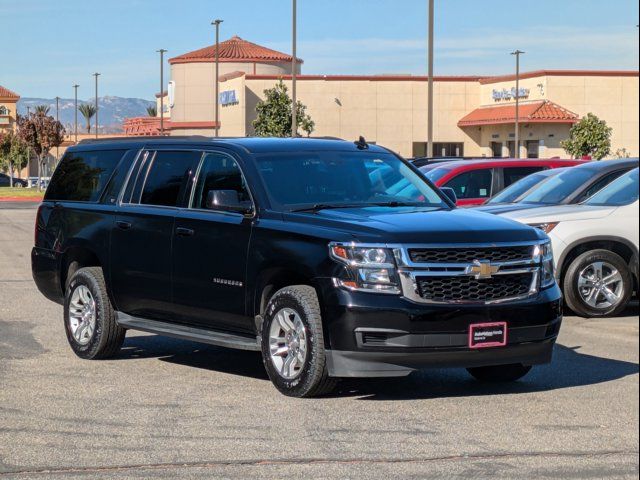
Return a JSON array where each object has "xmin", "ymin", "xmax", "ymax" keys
[
  {"xmin": 530, "ymin": 222, "xmax": 559, "ymax": 234},
  {"xmin": 535, "ymin": 241, "xmax": 555, "ymax": 288},
  {"xmin": 330, "ymin": 243, "xmax": 400, "ymax": 294}
]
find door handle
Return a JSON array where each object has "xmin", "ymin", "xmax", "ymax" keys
[
  {"xmin": 176, "ymin": 227, "xmax": 195, "ymax": 237},
  {"xmin": 116, "ymin": 220, "xmax": 132, "ymax": 230}
]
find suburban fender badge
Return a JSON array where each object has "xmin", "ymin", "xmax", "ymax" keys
[
  {"xmin": 212, "ymin": 277, "xmax": 244, "ymax": 287},
  {"xmin": 466, "ymin": 259, "xmax": 500, "ymax": 280}
]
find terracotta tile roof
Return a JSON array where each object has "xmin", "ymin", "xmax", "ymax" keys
[
  {"xmin": 458, "ymin": 100, "xmax": 579, "ymax": 127},
  {"xmin": 0, "ymin": 85, "xmax": 20, "ymax": 99},
  {"xmin": 169, "ymin": 36, "xmax": 302, "ymax": 65}
]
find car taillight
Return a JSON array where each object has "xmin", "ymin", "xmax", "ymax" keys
[{"xmin": 34, "ymin": 204, "xmax": 44, "ymax": 246}]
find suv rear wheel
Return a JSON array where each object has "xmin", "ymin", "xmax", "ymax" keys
[
  {"xmin": 261, "ymin": 285, "xmax": 336, "ymax": 397},
  {"xmin": 64, "ymin": 267, "xmax": 125, "ymax": 359},
  {"xmin": 467, "ymin": 364, "xmax": 532, "ymax": 382},
  {"xmin": 563, "ymin": 249, "xmax": 632, "ymax": 318}
]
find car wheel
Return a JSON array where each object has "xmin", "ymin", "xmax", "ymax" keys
[
  {"xmin": 261, "ymin": 285, "xmax": 337, "ymax": 397},
  {"xmin": 467, "ymin": 364, "xmax": 532, "ymax": 382},
  {"xmin": 64, "ymin": 267, "xmax": 125, "ymax": 359},
  {"xmin": 563, "ymin": 249, "xmax": 632, "ymax": 318},
  {"xmin": 15, "ymin": 182, "xmax": 24, "ymax": 188}
]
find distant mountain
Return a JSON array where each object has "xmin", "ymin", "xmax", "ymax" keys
[{"xmin": 17, "ymin": 96, "xmax": 155, "ymax": 133}]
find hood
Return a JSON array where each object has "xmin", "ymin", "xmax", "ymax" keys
[
  {"xmin": 284, "ymin": 206, "xmax": 546, "ymax": 244},
  {"xmin": 500, "ymin": 204, "xmax": 617, "ymax": 225},
  {"xmin": 473, "ymin": 203, "xmax": 545, "ymax": 215}
]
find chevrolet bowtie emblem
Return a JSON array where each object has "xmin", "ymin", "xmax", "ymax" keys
[{"xmin": 466, "ymin": 259, "xmax": 500, "ymax": 279}]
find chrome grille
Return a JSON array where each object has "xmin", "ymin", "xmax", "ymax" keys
[
  {"xmin": 408, "ymin": 246, "xmax": 533, "ymax": 264},
  {"xmin": 396, "ymin": 242, "xmax": 540, "ymax": 305},
  {"xmin": 416, "ymin": 273, "xmax": 533, "ymax": 302}
]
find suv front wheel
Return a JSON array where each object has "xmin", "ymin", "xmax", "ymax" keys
[
  {"xmin": 261, "ymin": 285, "xmax": 336, "ymax": 397},
  {"xmin": 64, "ymin": 267, "xmax": 126, "ymax": 359}
]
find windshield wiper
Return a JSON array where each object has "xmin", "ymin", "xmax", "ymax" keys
[
  {"xmin": 291, "ymin": 201, "xmax": 427, "ymax": 213},
  {"xmin": 290, "ymin": 203, "xmax": 367, "ymax": 213}
]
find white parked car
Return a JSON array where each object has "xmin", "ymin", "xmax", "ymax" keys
[{"xmin": 502, "ymin": 168, "xmax": 639, "ymax": 317}]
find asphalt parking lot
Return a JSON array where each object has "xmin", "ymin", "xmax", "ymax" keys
[{"xmin": 1, "ymin": 204, "xmax": 638, "ymax": 479}]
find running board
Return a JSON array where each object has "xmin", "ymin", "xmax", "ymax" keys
[{"xmin": 116, "ymin": 312, "xmax": 260, "ymax": 351}]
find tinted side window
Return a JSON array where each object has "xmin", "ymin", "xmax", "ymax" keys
[
  {"xmin": 140, "ymin": 151, "xmax": 200, "ymax": 207},
  {"xmin": 577, "ymin": 170, "xmax": 627, "ymax": 202},
  {"xmin": 444, "ymin": 169, "xmax": 493, "ymax": 199},
  {"xmin": 45, "ymin": 149, "xmax": 126, "ymax": 202},
  {"xmin": 503, "ymin": 167, "xmax": 543, "ymax": 187},
  {"xmin": 191, "ymin": 152, "xmax": 251, "ymax": 209}
]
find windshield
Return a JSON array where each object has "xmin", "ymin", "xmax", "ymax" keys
[
  {"xmin": 488, "ymin": 171, "xmax": 551, "ymax": 204},
  {"xmin": 519, "ymin": 167, "xmax": 596, "ymax": 205},
  {"xmin": 585, "ymin": 168, "xmax": 639, "ymax": 206},
  {"xmin": 254, "ymin": 151, "xmax": 448, "ymax": 211},
  {"xmin": 421, "ymin": 166, "xmax": 452, "ymax": 183}
]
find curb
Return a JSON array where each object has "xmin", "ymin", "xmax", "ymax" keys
[{"xmin": 0, "ymin": 197, "xmax": 43, "ymax": 203}]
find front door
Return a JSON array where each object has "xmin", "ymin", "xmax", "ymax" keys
[
  {"xmin": 110, "ymin": 149, "xmax": 200, "ymax": 320},
  {"xmin": 172, "ymin": 150, "xmax": 254, "ymax": 334}
]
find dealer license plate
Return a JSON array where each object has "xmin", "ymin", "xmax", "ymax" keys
[{"xmin": 469, "ymin": 322, "xmax": 507, "ymax": 349}]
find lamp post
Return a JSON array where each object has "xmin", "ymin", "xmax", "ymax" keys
[
  {"xmin": 291, "ymin": 0, "xmax": 297, "ymax": 138},
  {"xmin": 427, "ymin": 0, "xmax": 434, "ymax": 158},
  {"xmin": 55, "ymin": 96, "xmax": 60, "ymax": 170},
  {"xmin": 511, "ymin": 50, "xmax": 524, "ymax": 158},
  {"xmin": 157, "ymin": 49, "xmax": 167, "ymax": 135},
  {"xmin": 212, "ymin": 20, "xmax": 223, "ymax": 137},
  {"xmin": 93, "ymin": 73, "xmax": 100, "ymax": 138},
  {"xmin": 73, "ymin": 84, "xmax": 79, "ymax": 143}
]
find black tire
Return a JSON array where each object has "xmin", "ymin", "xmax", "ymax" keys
[
  {"xmin": 261, "ymin": 285, "xmax": 337, "ymax": 397},
  {"xmin": 467, "ymin": 364, "xmax": 532, "ymax": 382},
  {"xmin": 64, "ymin": 267, "xmax": 125, "ymax": 359},
  {"xmin": 563, "ymin": 249, "xmax": 632, "ymax": 318}
]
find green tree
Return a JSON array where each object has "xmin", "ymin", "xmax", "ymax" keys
[
  {"xmin": 34, "ymin": 105, "xmax": 51, "ymax": 116},
  {"xmin": 253, "ymin": 80, "xmax": 315, "ymax": 137},
  {"xmin": 146, "ymin": 105, "xmax": 158, "ymax": 117},
  {"xmin": 561, "ymin": 113, "xmax": 612, "ymax": 160},
  {"xmin": 78, "ymin": 103, "xmax": 97, "ymax": 133},
  {"xmin": 0, "ymin": 131, "xmax": 30, "ymax": 183}
]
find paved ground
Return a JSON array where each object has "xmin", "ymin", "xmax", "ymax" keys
[{"xmin": 1, "ymin": 205, "xmax": 638, "ymax": 479}]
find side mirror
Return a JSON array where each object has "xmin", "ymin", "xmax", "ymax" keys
[
  {"xmin": 206, "ymin": 190, "xmax": 252, "ymax": 214},
  {"xmin": 440, "ymin": 187, "xmax": 458, "ymax": 205}
]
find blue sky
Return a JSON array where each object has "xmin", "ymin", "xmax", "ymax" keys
[{"xmin": 1, "ymin": 0, "xmax": 638, "ymax": 99}]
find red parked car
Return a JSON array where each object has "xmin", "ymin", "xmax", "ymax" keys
[{"xmin": 419, "ymin": 159, "xmax": 588, "ymax": 206}]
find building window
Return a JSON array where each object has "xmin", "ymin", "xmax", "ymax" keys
[
  {"xmin": 0, "ymin": 106, "xmax": 8, "ymax": 115},
  {"xmin": 526, "ymin": 140, "xmax": 540, "ymax": 158},
  {"xmin": 433, "ymin": 142, "xmax": 464, "ymax": 158}
]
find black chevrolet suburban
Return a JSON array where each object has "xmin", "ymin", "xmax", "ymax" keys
[{"xmin": 32, "ymin": 137, "xmax": 562, "ymax": 397}]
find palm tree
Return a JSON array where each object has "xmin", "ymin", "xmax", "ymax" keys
[
  {"xmin": 34, "ymin": 105, "xmax": 50, "ymax": 116},
  {"xmin": 78, "ymin": 103, "xmax": 97, "ymax": 134},
  {"xmin": 146, "ymin": 105, "xmax": 157, "ymax": 117}
]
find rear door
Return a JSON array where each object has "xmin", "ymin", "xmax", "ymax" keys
[
  {"xmin": 110, "ymin": 149, "xmax": 200, "ymax": 320},
  {"xmin": 442, "ymin": 168, "xmax": 495, "ymax": 206},
  {"xmin": 171, "ymin": 149, "xmax": 254, "ymax": 334}
]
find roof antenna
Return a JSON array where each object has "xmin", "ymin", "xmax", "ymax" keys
[{"xmin": 354, "ymin": 135, "xmax": 369, "ymax": 150}]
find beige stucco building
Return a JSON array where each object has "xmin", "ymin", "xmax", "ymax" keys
[
  {"xmin": 0, "ymin": 85, "xmax": 20, "ymax": 134},
  {"xmin": 154, "ymin": 37, "xmax": 640, "ymax": 159}
]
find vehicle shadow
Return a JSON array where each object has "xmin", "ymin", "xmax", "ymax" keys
[
  {"xmin": 118, "ymin": 334, "xmax": 268, "ymax": 380},
  {"xmin": 117, "ymin": 334, "xmax": 638, "ymax": 399},
  {"xmin": 334, "ymin": 344, "xmax": 639, "ymax": 401}
]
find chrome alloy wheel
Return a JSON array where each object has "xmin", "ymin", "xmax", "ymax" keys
[
  {"xmin": 68, "ymin": 285, "xmax": 97, "ymax": 346},
  {"xmin": 268, "ymin": 307, "xmax": 308, "ymax": 380},
  {"xmin": 577, "ymin": 261, "xmax": 624, "ymax": 310}
]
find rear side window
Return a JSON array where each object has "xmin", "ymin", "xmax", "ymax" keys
[
  {"xmin": 444, "ymin": 169, "xmax": 493, "ymax": 199},
  {"xmin": 45, "ymin": 149, "xmax": 126, "ymax": 202},
  {"xmin": 139, "ymin": 151, "xmax": 200, "ymax": 207},
  {"xmin": 503, "ymin": 167, "xmax": 543, "ymax": 188}
]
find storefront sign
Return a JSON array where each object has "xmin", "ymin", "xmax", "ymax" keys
[
  {"xmin": 219, "ymin": 90, "xmax": 239, "ymax": 106},
  {"xmin": 492, "ymin": 87, "xmax": 530, "ymax": 101}
]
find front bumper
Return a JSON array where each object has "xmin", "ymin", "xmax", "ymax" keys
[{"xmin": 316, "ymin": 278, "xmax": 563, "ymax": 378}]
